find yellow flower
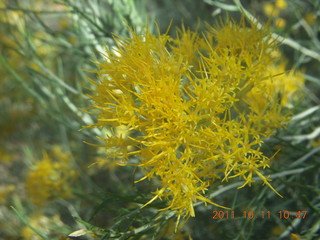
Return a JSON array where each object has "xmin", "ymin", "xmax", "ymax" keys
[
  {"xmin": 304, "ymin": 12, "xmax": 316, "ymax": 25},
  {"xmin": 86, "ymin": 19, "xmax": 303, "ymax": 219},
  {"xmin": 263, "ymin": 3, "xmax": 280, "ymax": 17},
  {"xmin": 275, "ymin": 0, "xmax": 287, "ymax": 9},
  {"xmin": 21, "ymin": 213, "xmax": 65, "ymax": 240},
  {"xmin": 25, "ymin": 147, "xmax": 76, "ymax": 206},
  {"xmin": 275, "ymin": 17, "xmax": 286, "ymax": 28},
  {"xmin": 290, "ymin": 233, "xmax": 301, "ymax": 240},
  {"xmin": 246, "ymin": 62, "xmax": 304, "ymax": 112}
]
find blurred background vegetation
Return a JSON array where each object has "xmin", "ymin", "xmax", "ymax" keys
[{"xmin": 0, "ymin": 0, "xmax": 319, "ymax": 239}]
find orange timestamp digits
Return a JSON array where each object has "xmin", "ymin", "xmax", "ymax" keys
[
  {"xmin": 212, "ymin": 210, "xmax": 308, "ymax": 220},
  {"xmin": 212, "ymin": 210, "xmax": 236, "ymax": 219},
  {"xmin": 278, "ymin": 210, "xmax": 307, "ymax": 219},
  {"xmin": 212, "ymin": 210, "xmax": 271, "ymax": 219}
]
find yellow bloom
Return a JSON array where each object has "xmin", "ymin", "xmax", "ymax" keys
[
  {"xmin": 263, "ymin": 3, "xmax": 280, "ymax": 17},
  {"xmin": 275, "ymin": 17, "xmax": 286, "ymax": 28},
  {"xmin": 87, "ymin": 19, "xmax": 303, "ymax": 218},
  {"xmin": 304, "ymin": 12, "xmax": 316, "ymax": 25},
  {"xmin": 25, "ymin": 147, "xmax": 76, "ymax": 206},
  {"xmin": 290, "ymin": 233, "xmax": 301, "ymax": 240},
  {"xmin": 245, "ymin": 63, "xmax": 304, "ymax": 115},
  {"xmin": 21, "ymin": 214, "xmax": 65, "ymax": 240},
  {"xmin": 275, "ymin": 0, "xmax": 287, "ymax": 9}
]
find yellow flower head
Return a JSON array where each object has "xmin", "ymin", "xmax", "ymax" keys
[
  {"xmin": 275, "ymin": 0, "xmax": 287, "ymax": 10},
  {"xmin": 21, "ymin": 213, "xmax": 65, "ymax": 240},
  {"xmin": 87, "ymin": 19, "xmax": 303, "ymax": 218},
  {"xmin": 304, "ymin": 12, "xmax": 317, "ymax": 25},
  {"xmin": 263, "ymin": 3, "xmax": 280, "ymax": 18},
  {"xmin": 25, "ymin": 147, "xmax": 76, "ymax": 206},
  {"xmin": 275, "ymin": 17, "xmax": 286, "ymax": 28}
]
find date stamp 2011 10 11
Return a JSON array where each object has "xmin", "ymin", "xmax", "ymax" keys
[{"xmin": 211, "ymin": 210, "xmax": 307, "ymax": 220}]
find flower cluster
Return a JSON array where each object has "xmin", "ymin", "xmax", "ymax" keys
[
  {"xmin": 263, "ymin": 0, "xmax": 288, "ymax": 28},
  {"xmin": 25, "ymin": 146, "xmax": 76, "ymax": 206},
  {"xmin": 21, "ymin": 213, "xmax": 65, "ymax": 240},
  {"xmin": 87, "ymin": 19, "xmax": 303, "ymax": 218}
]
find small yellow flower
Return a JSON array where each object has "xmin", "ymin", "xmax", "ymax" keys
[
  {"xmin": 25, "ymin": 147, "xmax": 76, "ymax": 206},
  {"xmin": 263, "ymin": 3, "xmax": 280, "ymax": 17},
  {"xmin": 21, "ymin": 214, "xmax": 65, "ymax": 240},
  {"xmin": 305, "ymin": 12, "xmax": 317, "ymax": 25},
  {"xmin": 58, "ymin": 17, "xmax": 71, "ymax": 31},
  {"xmin": 275, "ymin": 0, "xmax": 287, "ymax": 9},
  {"xmin": 290, "ymin": 233, "xmax": 301, "ymax": 240},
  {"xmin": 275, "ymin": 17, "xmax": 286, "ymax": 28}
]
